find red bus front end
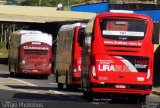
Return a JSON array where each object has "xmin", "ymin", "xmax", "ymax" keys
[
  {"xmin": 81, "ymin": 13, "xmax": 153, "ymax": 101},
  {"xmin": 19, "ymin": 42, "xmax": 52, "ymax": 76},
  {"xmin": 71, "ymin": 26, "xmax": 83, "ymax": 85}
]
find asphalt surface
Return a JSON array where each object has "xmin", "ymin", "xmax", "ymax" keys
[{"xmin": 0, "ymin": 63, "xmax": 160, "ymax": 108}]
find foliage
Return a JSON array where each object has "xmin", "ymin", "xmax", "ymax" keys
[
  {"xmin": 6, "ymin": 0, "xmax": 18, "ymax": 5},
  {"xmin": 6, "ymin": 0, "xmax": 159, "ymax": 6},
  {"xmin": 11, "ymin": 0, "xmax": 98, "ymax": 7},
  {"xmin": 19, "ymin": 0, "xmax": 68, "ymax": 7},
  {"xmin": 0, "ymin": 42, "xmax": 8, "ymax": 58},
  {"xmin": 157, "ymin": 2, "xmax": 160, "ymax": 5},
  {"xmin": 0, "ymin": 41, "xmax": 6, "ymax": 49}
]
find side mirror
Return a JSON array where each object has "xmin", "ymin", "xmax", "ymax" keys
[{"xmin": 78, "ymin": 28, "xmax": 85, "ymax": 47}]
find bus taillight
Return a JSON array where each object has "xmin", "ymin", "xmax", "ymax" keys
[
  {"xmin": 146, "ymin": 68, "xmax": 151, "ymax": 79},
  {"xmin": 92, "ymin": 65, "xmax": 97, "ymax": 78},
  {"xmin": 73, "ymin": 59, "xmax": 78, "ymax": 73}
]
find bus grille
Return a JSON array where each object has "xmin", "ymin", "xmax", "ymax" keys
[{"xmin": 24, "ymin": 49, "xmax": 48, "ymax": 55}]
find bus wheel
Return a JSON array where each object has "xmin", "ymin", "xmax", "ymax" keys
[
  {"xmin": 58, "ymin": 83, "xmax": 64, "ymax": 89},
  {"xmin": 9, "ymin": 63, "xmax": 11, "ymax": 71},
  {"xmin": 42, "ymin": 76, "xmax": 48, "ymax": 80},
  {"xmin": 66, "ymin": 84, "xmax": 75, "ymax": 90},
  {"xmin": 83, "ymin": 91, "xmax": 93, "ymax": 102},
  {"xmin": 66, "ymin": 84, "xmax": 79, "ymax": 90},
  {"xmin": 10, "ymin": 71, "xmax": 15, "ymax": 77},
  {"xmin": 14, "ymin": 64, "xmax": 19, "ymax": 77},
  {"xmin": 9, "ymin": 64, "xmax": 14, "ymax": 77},
  {"xmin": 55, "ymin": 71, "xmax": 58, "ymax": 82},
  {"xmin": 137, "ymin": 95, "xmax": 146, "ymax": 104},
  {"xmin": 130, "ymin": 95, "xmax": 146, "ymax": 104}
]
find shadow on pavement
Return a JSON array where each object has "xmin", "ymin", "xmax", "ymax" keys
[
  {"xmin": 6, "ymin": 85, "xmax": 60, "ymax": 91},
  {"xmin": 0, "ymin": 73, "xmax": 10, "ymax": 78},
  {"xmin": 5, "ymin": 85, "xmax": 85, "ymax": 102},
  {"xmin": 0, "ymin": 58, "xmax": 8, "ymax": 65},
  {"xmin": 6, "ymin": 85, "xmax": 145, "ymax": 106},
  {"xmin": 6, "ymin": 85, "xmax": 82, "ymax": 93},
  {"xmin": 11, "ymin": 91, "xmax": 143, "ymax": 108},
  {"xmin": 12, "ymin": 92, "xmax": 84, "ymax": 102}
]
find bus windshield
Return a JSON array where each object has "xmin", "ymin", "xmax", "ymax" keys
[{"xmin": 100, "ymin": 19, "xmax": 147, "ymax": 40}]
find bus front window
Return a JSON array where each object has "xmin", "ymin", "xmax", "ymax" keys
[{"xmin": 100, "ymin": 19, "xmax": 147, "ymax": 40}]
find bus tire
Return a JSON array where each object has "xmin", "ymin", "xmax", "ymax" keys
[
  {"xmin": 66, "ymin": 84, "xmax": 71, "ymax": 90},
  {"xmin": 130, "ymin": 95, "xmax": 146, "ymax": 104},
  {"xmin": 10, "ymin": 71, "xmax": 14, "ymax": 77},
  {"xmin": 66, "ymin": 84, "xmax": 75, "ymax": 90},
  {"xmin": 65, "ymin": 71, "xmax": 68, "ymax": 83},
  {"xmin": 9, "ymin": 63, "xmax": 11, "ymax": 72},
  {"xmin": 58, "ymin": 83, "xmax": 64, "ymax": 89},
  {"xmin": 83, "ymin": 91, "xmax": 93, "ymax": 102},
  {"xmin": 55, "ymin": 70, "xmax": 58, "ymax": 82},
  {"xmin": 138, "ymin": 95, "xmax": 146, "ymax": 104},
  {"xmin": 42, "ymin": 76, "xmax": 48, "ymax": 80}
]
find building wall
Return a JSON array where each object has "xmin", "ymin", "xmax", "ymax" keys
[{"xmin": 71, "ymin": 2, "xmax": 109, "ymax": 13}]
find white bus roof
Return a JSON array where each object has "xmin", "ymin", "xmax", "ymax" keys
[
  {"xmin": 60, "ymin": 23, "xmax": 86, "ymax": 31},
  {"xmin": 110, "ymin": 10, "xmax": 133, "ymax": 13},
  {"xmin": 13, "ymin": 30, "xmax": 52, "ymax": 46},
  {"xmin": 17, "ymin": 30, "xmax": 42, "ymax": 34}
]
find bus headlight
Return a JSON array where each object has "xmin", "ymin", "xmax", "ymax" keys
[
  {"xmin": 22, "ymin": 60, "xmax": 26, "ymax": 64},
  {"xmin": 73, "ymin": 69, "xmax": 77, "ymax": 73}
]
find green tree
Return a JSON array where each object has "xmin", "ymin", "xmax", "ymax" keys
[
  {"xmin": 19, "ymin": 0, "xmax": 67, "ymax": 7},
  {"xmin": 18, "ymin": 0, "xmax": 86, "ymax": 7},
  {"xmin": 20, "ymin": 0, "xmax": 40, "ymax": 6},
  {"xmin": 6, "ymin": 0, "xmax": 18, "ymax": 5}
]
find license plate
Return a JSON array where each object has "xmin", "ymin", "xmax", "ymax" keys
[{"xmin": 115, "ymin": 85, "xmax": 126, "ymax": 89}]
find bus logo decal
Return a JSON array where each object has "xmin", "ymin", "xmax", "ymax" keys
[
  {"xmin": 23, "ymin": 46, "xmax": 49, "ymax": 50},
  {"xmin": 115, "ymin": 56, "xmax": 138, "ymax": 72},
  {"xmin": 98, "ymin": 64, "xmax": 130, "ymax": 72},
  {"xmin": 104, "ymin": 40, "xmax": 142, "ymax": 46}
]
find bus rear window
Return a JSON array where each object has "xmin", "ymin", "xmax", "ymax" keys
[
  {"xmin": 100, "ymin": 19, "xmax": 147, "ymax": 40},
  {"xmin": 24, "ymin": 49, "xmax": 48, "ymax": 55}
]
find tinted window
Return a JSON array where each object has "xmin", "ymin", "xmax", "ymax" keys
[{"xmin": 100, "ymin": 19, "xmax": 147, "ymax": 40}]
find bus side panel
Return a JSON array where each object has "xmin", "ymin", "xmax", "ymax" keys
[
  {"xmin": 8, "ymin": 33, "xmax": 20, "ymax": 73},
  {"xmin": 55, "ymin": 29, "xmax": 74, "ymax": 84},
  {"xmin": 70, "ymin": 27, "xmax": 82, "ymax": 85}
]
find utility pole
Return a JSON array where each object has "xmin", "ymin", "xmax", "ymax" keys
[
  {"xmin": 1, "ymin": 24, "xmax": 3, "ymax": 42},
  {"xmin": 39, "ymin": 0, "xmax": 41, "ymax": 6},
  {"xmin": 68, "ymin": 0, "xmax": 70, "ymax": 9}
]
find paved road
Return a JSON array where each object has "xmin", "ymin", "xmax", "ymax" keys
[{"xmin": 0, "ymin": 64, "xmax": 159, "ymax": 108}]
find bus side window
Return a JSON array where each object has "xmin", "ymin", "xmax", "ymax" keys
[{"xmin": 78, "ymin": 28, "xmax": 85, "ymax": 47}]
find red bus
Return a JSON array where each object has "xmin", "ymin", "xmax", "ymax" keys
[
  {"xmin": 55, "ymin": 23, "xmax": 86, "ymax": 89},
  {"xmin": 79, "ymin": 12, "xmax": 154, "ymax": 102},
  {"xmin": 8, "ymin": 30, "xmax": 53, "ymax": 79}
]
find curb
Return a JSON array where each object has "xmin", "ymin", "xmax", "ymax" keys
[{"xmin": 152, "ymin": 90, "xmax": 160, "ymax": 95}]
